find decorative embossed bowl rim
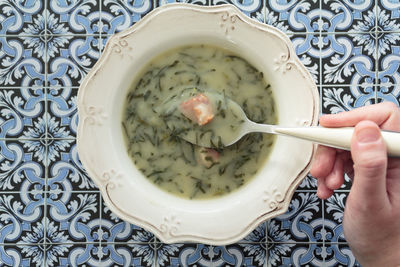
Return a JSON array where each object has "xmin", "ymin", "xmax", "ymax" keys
[{"xmin": 77, "ymin": 3, "xmax": 319, "ymax": 245}]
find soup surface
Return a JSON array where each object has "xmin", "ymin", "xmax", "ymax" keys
[{"xmin": 122, "ymin": 45, "xmax": 277, "ymax": 199}]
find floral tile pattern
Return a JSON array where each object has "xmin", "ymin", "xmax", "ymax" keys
[
  {"xmin": 0, "ymin": 88, "xmax": 45, "ymax": 139},
  {"xmin": 47, "ymin": 141, "xmax": 97, "ymax": 192},
  {"xmin": 102, "ymin": 242, "xmax": 156, "ymax": 266},
  {"xmin": 377, "ymin": 83, "xmax": 400, "ymax": 104},
  {"xmin": 320, "ymin": 0, "xmax": 374, "ymax": 33},
  {"xmin": 321, "ymin": 33, "xmax": 377, "ymax": 86},
  {"xmin": 290, "ymin": 34, "xmax": 320, "ymax": 84},
  {"xmin": 47, "ymin": 88, "xmax": 78, "ymax": 137},
  {"xmin": 0, "ymin": 36, "xmax": 46, "ymax": 87},
  {"xmin": 47, "ymin": 0, "xmax": 101, "ymax": 35},
  {"xmin": 379, "ymin": 0, "xmax": 400, "ymax": 24},
  {"xmin": 324, "ymin": 193, "xmax": 347, "ymax": 243},
  {"xmin": 325, "ymin": 243, "xmax": 361, "ymax": 267},
  {"xmin": 321, "ymin": 85, "xmax": 376, "ymax": 115},
  {"xmin": 0, "ymin": 139, "xmax": 46, "ymax": 192},
  {"xmin": 0, "ymin": 191, "xmax": 45, "ymax": 244},
  {"xmin": 377, "ymin": 32, "xmax": 400, "ymax": 90},
  {"xmin": 212, "ymin": 0, "xmax": 263, "ymax": 19},
  {"xmin": 267, "ymin": 242, "xmax": 324, "ymax": 266},
  {"xmin": 297, "ymin": 174, "xmax": 318, "ymax": 190},
  {"xmin": 0, "ymin": 1, "xmax": 398, "ymax": 266},
  {"xmin": 47, "ymin": 35, "xmax": 101, "ymax": 87},
  {"xmin": 0, "ymin": 1, "xmax": 45, "ymax": 36},
  {"xmin": 266, "ymin": 0, "xmax": 320, "ymax": 33},
  {"xmin": 101, "ymin": 0, "xmax": 154, "ymax": 35},
  {"xmin": 100, "ymin": 199, "xmax": 152, "ymax": 243},
  {"xmin": 50, "ymin": 243, "xmax": 103, "ymax": 267},
  {"xmin": 46, "ymin": 192, "xmax": 101, "ymax": 244},
  {"xmin": 269, "ymin": 192, "xmax": 324, "ymax": 243}
]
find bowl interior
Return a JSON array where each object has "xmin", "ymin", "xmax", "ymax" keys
[{"xmin": 110, "ymin": 35, "xmax": 314, "ymax": 206}]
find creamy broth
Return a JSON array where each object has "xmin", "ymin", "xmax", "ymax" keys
[{"xmin": 122, "ymin": 45, "xmax": 277, "ymax": 199}]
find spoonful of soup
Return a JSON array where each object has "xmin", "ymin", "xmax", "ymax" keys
[{"xmin": 159, "ymin": 88, "xmax": 400, "ymax": 156}]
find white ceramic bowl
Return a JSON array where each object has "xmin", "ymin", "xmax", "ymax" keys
[{"xmin": 77, "ymin": 3, "xmax": 319, "ymax": 245}]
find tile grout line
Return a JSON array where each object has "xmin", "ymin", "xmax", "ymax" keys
[{"xmin": 43, "ymin": 0, "xmax": 49, "ymax": 264}]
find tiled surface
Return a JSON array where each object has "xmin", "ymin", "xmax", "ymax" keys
[{"xmin": 0, "ymin": 0, "xmax": 397, "ymax": 266}]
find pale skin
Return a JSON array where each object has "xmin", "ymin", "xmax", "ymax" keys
[{"xmin": 310, "ymin": 102, "xmax": 400, "ymax": 267}]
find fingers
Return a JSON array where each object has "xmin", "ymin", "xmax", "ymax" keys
[
  {"xmin": 310, "ymin": 145, "xmax": 336, "ymax": 178},
  {"xmin": 310, "ymin": 145, "xmax": 336, "ymax": 199},
  {"xmin": 317, "ymin": 177, "xmax": 333, "ymax": 199},
  {"xmin": 320, "ymin": 102, "xmax": 400, "ymax": 131},
  {"xmin": 350, "ymin": 121, "xmax": 389, "ymax": 208},
  {"xmin": 311, "ymin": 146, "xmax": 349, "ymax": 199},
  {"xmin": 325, "ymin": 154, "xmax": 345, "ymax": 190}
]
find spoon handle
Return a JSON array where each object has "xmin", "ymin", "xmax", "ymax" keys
[{"xmin": 273, "ymin": 126, "xmax": 400, "ymax": 157}]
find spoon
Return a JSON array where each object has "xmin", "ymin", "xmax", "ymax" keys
[{"xmin": 159, "ymin": 88, "xmax": 400, "ymax": 156}]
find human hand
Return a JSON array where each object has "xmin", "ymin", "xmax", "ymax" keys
[{"xmin": 310, "ymin": 102, "xmax": 400, "ymax": 267}]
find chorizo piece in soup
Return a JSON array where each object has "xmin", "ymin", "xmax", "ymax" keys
[{"xmin": 122, "ymin": 44, "xmax": 277, "ymax": 199}]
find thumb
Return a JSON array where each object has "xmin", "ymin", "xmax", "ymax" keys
[{"xmin": 350, "ymin": 120, "xmax": 388, "ymax": 206}]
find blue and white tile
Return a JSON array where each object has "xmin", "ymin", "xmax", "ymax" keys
[
  {"xmin": 377, "ymin": 84, "xmax": 400, "ymax": 105},
  {"xmin": 47, "ymin": 35, "xmax": 101, "ymax": 87},
  {"xmin": 0, "ymin": 88, "xmax": 45, "ymax": 139},
  {"xmin": 0, "ymin": 140, "xmax": 46, "ymax": 192},
  {"xmin": 377, "ymin": 32, "xmax": 400, "ymax": 86},
  {"xmin": 100, "ymin": 0, "xmax": 154, "ymax": 35},
  {"xmin": 47, "ymin": 0, "xmax": 101, "ymax": 35},
  {"xmin": 266, "ymin": 241, "xmax": 294, "ymax": 266},
  {"xmin": 378, "ymin": 0, "xmax": 400, "ymax": 31},
  {"xmin": 101, "ymin": 243, "xmax": 156, "ymax": 267},
  {"xmin": 0, "ymin": 1, "xmax": 45, "ymax": 36},
  {"xmin": 332, "ymin": 173, "xmax": 354, "ymax": 191},
  {"xmin": 321, "ymin": 85, "xmax": 376, "ymax": 115},
  {"xmin": 297, "ymin": 174, "xmax": 318, "ymax": 190},
  {"xmin": 321, "ymin": 0, "xmax": 375, "ymax": 33},
  {"xmin": 46, "ymin": 192, "xmax": 101, "ymax": 243},
  {"xmin": 155, "ymin": 243, "xmax": 213, "ymax": 266},
  {"xmin": 0, "ymin": 36, "xmax": 46, "ymax": 87},
  {"xmin": 0, "ymin": 191, "xmax": 45, "ymax": 244},
  {"xmin": 100, "ymin": 199, "xmax": 152, "ymax": 243},
  {"xmin": 50, "ymin": 243, "xmax": 103, "ymax": 267},
  {"xmin": 267, "ymin": 243, "xmax": 324, "ymax": 267},
  {"xmin": 269, "ymin": 192, "xmax": 324, "ymax": 243},
  {"xmin": 240, "ymin": 222, "xmax": 266, "ymax": 243},
  {"xmin": 324, "ymin": 192, "xmax": 348, "ymax": 243},
  {"xmin": 266, "ymin": 0, "xmax": 320, "ymax": 33},
  {"xmin": 290, "ymin": 34, "xmax": 321, "ymax": 85},
  {"xmin": 212, "ymin": 0, "xmax": 264, "ymax": 20},
  {"xmin": 0, "ymin": 244, "xmax": 59, "ymax": 267},
  {"xmin": 321, "ymin": 34, "xmax": 377, "ymax": 86},
  {"xmin": 47, "ymin": 88, "xmax": 78, "ymax": 138},
  {"xmin": 157, "ymin": 0, "xmax": 210, "ymax": 7},
  {"xmin": 325, "ymin": 243, "xmax": 361, "ymax": 267},
  {"xmin": 212, "ymin": 244, "xmax": 266, "ymax": 267},
  {"xmin": 47, "ymin": 141, "xmax": 97, "ymax": 192},
  {"xmin": 17, "ymin": 219, "xmax": 74, "ymax": 266}
]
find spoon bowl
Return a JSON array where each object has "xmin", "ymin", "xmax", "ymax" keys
[{"xmin": 160, "ymin": 88, "xmax": 400, "ymax": 156}]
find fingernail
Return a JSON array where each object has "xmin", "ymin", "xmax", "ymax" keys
[{"xmin": 356, "ymin": 126, "xmax": 380, "ymax": 143}]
